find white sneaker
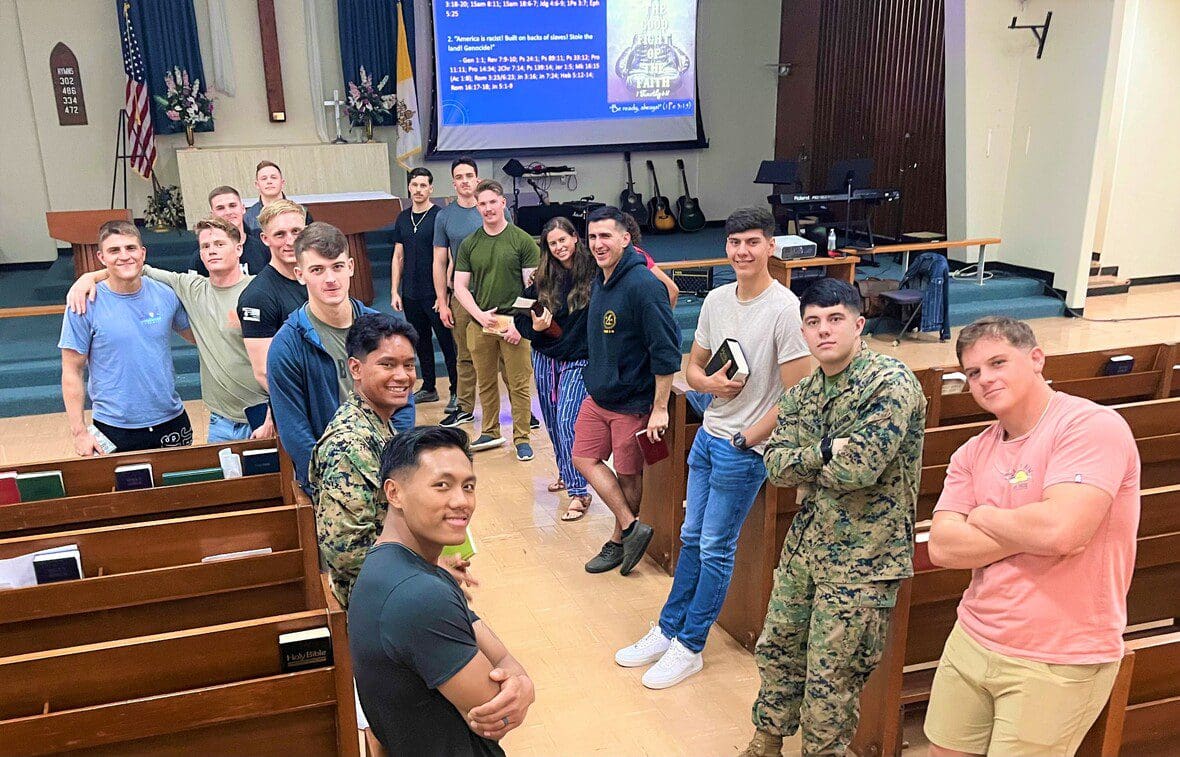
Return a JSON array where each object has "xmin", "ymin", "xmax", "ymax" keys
[
  {"xmin": 614, "ymin": 623, "xmax": 671, "ymax": 667},
  {"xmin": 641, "ymin": 639, "xmax": 703, "ymax": 689}
]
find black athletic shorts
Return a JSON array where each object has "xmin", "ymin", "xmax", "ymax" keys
[{"xmin": 93, "ymin": 409, "xmax": 194, "ymax": 453}]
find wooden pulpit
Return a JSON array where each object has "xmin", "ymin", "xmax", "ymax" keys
[
  {"xmin": 304, "ymin": 198, "xmax": 402, "ymax": 305},
  {"xmin": 46, "ymin": 209, "xmax": 134, "ymax": 277}
]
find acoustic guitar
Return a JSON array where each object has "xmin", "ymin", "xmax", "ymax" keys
[
  {"xmin": 674, "ymin": 158, "xmax": 706, "ymax": 232},
  {"xmin": 619, "ymin": 152, "xmax": 648, "ymax": 226},
  {"xmin": 646, "ymin": 160, "xmax": 676, "ymax": 233}
]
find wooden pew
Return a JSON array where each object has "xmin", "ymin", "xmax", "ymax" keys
[
  {"xmin": 0, "ymin": 505, "xmax": 320, "ymax": 655},
  {"xmin": 0, "ymin": 439, "xmax": 289, "ymax": 538},
  {"xmin": 0, "ymin": 587, "xmax": 358, "ymax": 756},
  {"xmin": 920, "ymin": 343, "xmax": 1177, "ymax": 427},
  {"xmin": 1107, "ymin": 630, "xmax": 1180, "ymax": 756},
  {"xmin": 852, "ymin": 485, "xmax": 1180, "ymax": 757},
  {"xmin": 642, "ymin": 380, "xmax": 699, "ymax": 574}
]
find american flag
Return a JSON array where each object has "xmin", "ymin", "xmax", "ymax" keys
[{"xmin": 119, "ymin": 1, "xmax": 156, "ymax": 178}]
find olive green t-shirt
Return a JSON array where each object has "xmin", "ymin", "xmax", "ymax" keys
[
  {"xmin": 308, "ymin": 310, "xmax": 352, "ymax": 402},
  {"xmin": 142, "ymin": 266, "xmax": 268, "ymax": 423},
  {"xmin": 454, "ymin": 223, "xmax": 540, "ymax": 311}
]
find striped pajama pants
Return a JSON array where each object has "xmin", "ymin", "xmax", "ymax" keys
[{"xmin": 531, "ymin": 351, "xmax": 589, "ymax": 497}]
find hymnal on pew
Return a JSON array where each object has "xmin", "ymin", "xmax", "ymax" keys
[
  {"xmin": 242, "ymin": 448, "xmax": 280, "ymax": 476},
  {"xmin": 1103, "ymin": 355, "xmax": 1134, "ymax": 376},
  {"xmin": 0, "ymin": 544, "xmax": 81, "ymax": 589},
  {"xmin": 33, "ymin": 546, "xmax": 83, "ymax": 584},
  {"xmin": 160, "ymin": 467, "xmax": 224, "ymax": 486},
  {"xmin": 0, "ymin": 472, "xmax": 18, "ymax": 505},
  {"xmin": 279, "ymin": 627, "xmax": 333, "ymax": 672},
  {"xmin": 16, "ymin": 471, "xmax": 65, "ymax": 501},
  {"xmin": 114, "ymin": 463, "xmax": 154, "ymax": 491},
  {"xmin": 705, "ymin": 338, "xmax": 749, "ymax": 381}
]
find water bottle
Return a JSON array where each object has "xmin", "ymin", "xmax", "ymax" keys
[{"xmin": 827, "ymin": 227, "xmax": 838, "ymax": 254}]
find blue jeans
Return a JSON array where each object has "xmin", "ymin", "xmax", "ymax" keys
[
  {"xmin": 207, "ymin": 412, "xmax": 252, "ymax": 443},
  {"xmin": 658, "ymin": 429, "xmax": 767, "ymax": 653}
]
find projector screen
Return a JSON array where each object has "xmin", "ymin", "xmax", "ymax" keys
[{"xmin": 429, "ymin": 0, "xmax": 706, "ymax": 157}]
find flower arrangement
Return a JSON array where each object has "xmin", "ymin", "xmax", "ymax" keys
[
  {"xmin": 144, "ymin": 184, "xmax": 186, "ymax": 231},
  {"xmin": 154, "ymin": 67, "xmax": 213, "ymax": 145},
  {"xmin": 346, "ymin": 66, "xmax": 398, "ymax": 141}
]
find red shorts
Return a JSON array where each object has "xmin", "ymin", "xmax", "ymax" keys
[{"xmin": 572, "ymin": 396, "xmax": 649, "ymax": 476}]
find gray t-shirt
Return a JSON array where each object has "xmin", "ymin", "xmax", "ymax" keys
[
  {"xmin": 143, "ymin": 266, "xmax": 267, "ymax": 423},
  {"xmin": 308, "ymin": 310, "xmax": 352, "ymax": 402},
  {"xmin": 695, "ymin": 280, "xmax": 810, "ymax": 452}
]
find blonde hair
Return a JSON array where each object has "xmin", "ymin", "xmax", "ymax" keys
[
  {"xmin": 97, "ymin": 220, "xmax": 141, "ymax": 248},
  {"xmin": 194, "ymin": 215, "xmax": 242, "ymax": 244},
  {"xmin": 956, "ymin": 316, "xmax": 1038, "ymax": 362},
  {"xmin": 258, "ymin": 199, "xmax": 306, "ymax": 231}
]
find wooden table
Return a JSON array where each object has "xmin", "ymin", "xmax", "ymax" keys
[{"xmin": 768, "ymin": 254, "xmax": 860, "ymax": 288}]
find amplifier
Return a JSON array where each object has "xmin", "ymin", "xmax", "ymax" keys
[{"xmin": 773, "ymin": 234, "xmax": 817, "ymax": 261}]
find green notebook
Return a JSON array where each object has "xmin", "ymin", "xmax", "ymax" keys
[
  {"xmin": 160, "ymin": 467, "xmax": 225, "ymax": 486},
  {"xmin": 441, "ymin": 526, "xmax": 477, "ymax": 562},
  {"xmin": 16, "ymin": 471, "xmax": 65, "ymax": 501}
]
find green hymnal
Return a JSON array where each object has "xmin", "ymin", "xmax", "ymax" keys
[
  {"xmin": 161, "ymin": 467, "xmax": 225, "ymax": 486},
  {"xmin": 441, "ymin": 526, "xmax": 478, "ymax": 562},
  {"xmin": 16, "ymin": 471, "xmax": 65, "ymax": 501}
]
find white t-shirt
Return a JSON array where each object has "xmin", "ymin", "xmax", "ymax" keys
[{"xmin": 695, "ymin": 280, "xmax": 809, "ymax": 452}]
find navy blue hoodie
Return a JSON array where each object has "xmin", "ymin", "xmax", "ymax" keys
[
  {"xmin": 268, "ymin": 299, "xmax": 416, "ymax": 493},
  {"xmin": 584, "ymin": 249, "xmax": 681, "ymax": 414}
]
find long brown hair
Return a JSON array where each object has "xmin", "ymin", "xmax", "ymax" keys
[{"xmin": 536, "ymin": 217, "xmax": 595, "ymax": 314}]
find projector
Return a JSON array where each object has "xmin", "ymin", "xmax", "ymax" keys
[{"xmin": 773, "ymin": 235, "xmax": 817, "ymax": 261}]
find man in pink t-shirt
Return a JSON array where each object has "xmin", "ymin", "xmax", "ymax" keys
[{"xmin": 925, "ymin": 316, "xmax": 1140, "ymax": 757}]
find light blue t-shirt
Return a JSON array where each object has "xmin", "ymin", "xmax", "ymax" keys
[{"xmin": 58, "ymin": 278, "xmax": 190, "ymax": 428}]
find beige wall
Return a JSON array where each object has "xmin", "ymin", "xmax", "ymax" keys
[
  {"xmin": 946, "ymin": 0, "xmax": 1123, "ymax": 308},
  {"xmin": 1096, "ymin": 0, "xmax": 1180, "ymax": 281},
  {"xmin": 3, "ymin": 0, "xmax": 780, "ymax": 265}
]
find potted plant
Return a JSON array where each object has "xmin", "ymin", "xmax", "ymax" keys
[
  {"xmin": 154, "ymin": 67, "xmax": 214, "ymax": 147},
  {"xmin": 144, "ymin": 184, "xmax": 186, "ymax": 231},
  {"xmin": 345, "ymin": 66, "xmax": 397, "ymax": 142}
]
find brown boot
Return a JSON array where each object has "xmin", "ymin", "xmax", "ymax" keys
[{"xmin": 738, "ymin": 729, "xmax": 783, "ymax": 757}]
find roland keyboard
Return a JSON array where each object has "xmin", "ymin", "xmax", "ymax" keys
[{"xmin": 769, "ymin": 188, "xmax": 901, "ymax": 205}]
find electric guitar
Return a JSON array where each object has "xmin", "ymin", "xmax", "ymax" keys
[
  {"xmin": 675, "ymin": 158, "xmax": 706, "ymax": 232},
  {"xmin": 619, "ymin": 152, "xmax": 648, "ymax": 226},
  {"xmin": 646, "ymin": 160, "xmax": 676, "ymax": 233}
]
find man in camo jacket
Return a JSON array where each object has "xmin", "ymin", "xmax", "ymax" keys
[{"xmin": 741, "ymin": 279, "xmax": 926, "ymax": 757}]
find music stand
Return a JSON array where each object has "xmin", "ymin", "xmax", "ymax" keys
[
  {"xmin": 754, "ymin": 160, "xmax": 802, "ymax": 191},
  {"xmin": 825, "ymin": 158, "xmax": 875, "ymax": 252}
]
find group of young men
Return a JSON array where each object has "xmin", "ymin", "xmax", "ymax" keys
[{"xmin": 57, "ymin": 158, "xmax": 1140, "ymax": 756}]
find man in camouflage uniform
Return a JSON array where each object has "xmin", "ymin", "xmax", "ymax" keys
[
  {"xmin": 743, "ymin": 279, "xmax": 926, "ymax": 757},
  {"xmin": 309, "ymin": 312, "xmax": 420, "ymax": 608}
]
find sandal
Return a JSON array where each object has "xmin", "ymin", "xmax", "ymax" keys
[
  {"xmin": 547, "ymin": 479, "xmax": 567, "ymax": 492},
  {"xmin": 560, "ymin": 495, "xmax": 591, "ymax": 522}
]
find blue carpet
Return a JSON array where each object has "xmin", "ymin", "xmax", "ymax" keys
[{"xmin": 0, "ymin": 227, "xmax": 1062, "ymax": 419}]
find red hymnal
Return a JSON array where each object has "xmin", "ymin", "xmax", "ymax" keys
[
  {"xmin": 634, "ymin": 430, "xmax": 670, "ymax": 465},
  {"xmin": 0, "ymin": 472, "xmax": 19, "ymax": 505}
]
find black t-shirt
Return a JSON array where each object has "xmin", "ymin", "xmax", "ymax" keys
[
  {"xmin": 236, "ymin": 264, "xmax": 308, "ymax": 339},
  {"xmin": 391, "ymin": 205, "xmax": 440, "ymax": 301},
  {"xmin": 348, "ymin": 543, "xmax": 505, "ymax": 757},
  {"xmin": 187, "ymin": 232, "xmax": 272, "ymax": 276}
]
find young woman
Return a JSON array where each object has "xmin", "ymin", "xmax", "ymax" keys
[{"xmin": 514, "ymin": 217, "xmax": 594, "ymax": 520}]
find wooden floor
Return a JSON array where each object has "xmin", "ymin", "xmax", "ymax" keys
[{"xmin": 4, "ymin": 283, "xmax": 1179, "ymax": 756}]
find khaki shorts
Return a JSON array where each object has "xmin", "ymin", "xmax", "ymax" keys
[{"xmin": 924, "ymin": 623, "xmax": 1119, "ymax": 756}]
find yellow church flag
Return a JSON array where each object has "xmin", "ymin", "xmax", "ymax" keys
[{"xmin": 395, "ymin": 1, "xmax": 422, "ymax": 170}]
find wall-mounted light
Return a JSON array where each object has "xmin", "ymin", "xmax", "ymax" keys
[{"xmin": 766, "ymin": 62, "xmax": 793, "ymax": 77}]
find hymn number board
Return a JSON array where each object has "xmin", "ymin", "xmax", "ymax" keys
[{"xmin": 49, "ymin": 42, "xmax": 87, "ymax": 126}]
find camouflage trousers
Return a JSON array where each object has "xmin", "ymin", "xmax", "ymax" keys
[{"xmin": 751, "ymin": 552, "xmax": 899, "ymax": 756}]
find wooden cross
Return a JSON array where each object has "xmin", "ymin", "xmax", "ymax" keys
[
  {"xmin": 257, "ymin": 0, "xmax": 285, "ymax": 122},
  {"xmin": 323, "ymin": 89, "xmax": 347, "ymax": 143}
]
